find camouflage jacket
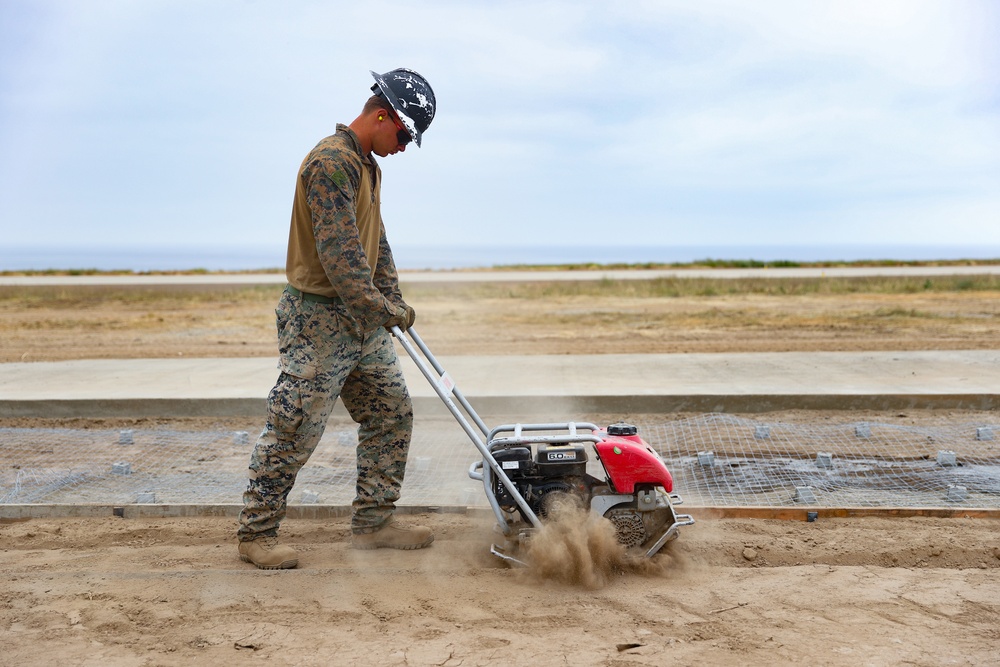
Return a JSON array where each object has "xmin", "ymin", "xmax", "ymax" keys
[{"xmin": 285, "ymin": 124, "xmax": 405, "ymax": 333}]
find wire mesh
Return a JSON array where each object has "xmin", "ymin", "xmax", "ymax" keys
[
  {"xmin": 642, "ymin": 415, "xmax": 1000, "ymax": 508},
  {"xmin": 1, "ymin": 414, "xmax": 998, "ymax": 508}
]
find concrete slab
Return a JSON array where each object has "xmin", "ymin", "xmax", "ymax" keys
[{"xmin": 1, "ymin": 350, "xmax": 997, "ymax": 417}]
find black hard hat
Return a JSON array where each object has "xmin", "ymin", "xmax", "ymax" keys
[{"xmin": 370, "ymin": 68, "xmax": 436, "ymax": 147}]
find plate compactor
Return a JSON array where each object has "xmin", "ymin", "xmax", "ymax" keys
[{"xmin": 392, "ymin": 327, "xmax": 695, "ymax": 566}]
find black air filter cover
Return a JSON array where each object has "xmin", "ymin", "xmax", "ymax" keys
[{"xmin": 607, "ymin": 422, "xmax": 638, "ymax": 436}]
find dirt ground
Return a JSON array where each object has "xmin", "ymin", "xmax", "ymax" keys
[
  {"xmin": 2, "ymin": 514, "xmax": 998, "ymax": 666},
  {"xmin": 1, "ymin": 277, "xmax": 999, "ymax": 666}
]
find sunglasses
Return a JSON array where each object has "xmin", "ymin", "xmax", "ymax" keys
[{"xmin": 387, "ymin": 113, "xmax": 412, "ymax": 146}]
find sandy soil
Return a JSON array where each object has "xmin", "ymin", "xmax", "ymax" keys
[
  {"xmin": 1, "ymin": 514, "xmax": 998, "ymax": 666},
  {"xmin": 2, "ymin": 278, "xmax": 999, "ymax": 665}
]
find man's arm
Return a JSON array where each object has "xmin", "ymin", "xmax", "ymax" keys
[
  {"xmin": 372, "ymin": 221, "xmax": 405, "ymax": 309},
  {"xmin": 304, "ymin": 152, "xmax": 398, "ymax": 333}
]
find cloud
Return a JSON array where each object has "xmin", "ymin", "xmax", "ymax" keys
[{"xmin": 1, "ymin": 0, "xmax": 998, "ymax": 261}]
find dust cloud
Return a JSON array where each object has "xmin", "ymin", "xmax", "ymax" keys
[{"xmin": 521, "ymin": 496, "xmax": 676, "ymax": 589}]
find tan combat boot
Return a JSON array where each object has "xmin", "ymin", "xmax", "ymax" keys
[
  {"xmin": 352, "ymin": 518, "xmax": 434, "ymax": 550},
  {"xmin": 238, "ymin": 536, "xmax": 298, "ymax": 569}
]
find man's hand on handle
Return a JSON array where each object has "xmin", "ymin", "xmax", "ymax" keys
[{"xmin": 385, "ymin": 304, "xmax": 416, "ymax": 331}]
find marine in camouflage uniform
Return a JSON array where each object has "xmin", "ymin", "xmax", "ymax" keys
[{"xmin": 237, "ymin": 69, "xmax": 437, "ymax": 569}]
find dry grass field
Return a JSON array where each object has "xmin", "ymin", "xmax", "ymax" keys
[{"xmin": 1, "ymin": 273, "xmax": 999, "ymax": 362}]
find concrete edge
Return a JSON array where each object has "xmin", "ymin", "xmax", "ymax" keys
[
  {"xmin": 0, "ymin": 504, "xmax": 485, "ymax": 521},
  {"xmin": 3, "ymin": 504, "xmax": 999, "ymax": 521},
  {"xmin": 2, "ymin": 394, "xmax": 998, "ymax": 419}
]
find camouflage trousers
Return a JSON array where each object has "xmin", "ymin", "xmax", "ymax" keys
[{"xmin": 237, "ymin": 289, "xmax": 413, "ymax": 540}]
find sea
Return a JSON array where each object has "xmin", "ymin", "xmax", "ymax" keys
[{"xmin": 2, "ymin": 244, "xmax": 1000, "ymax": 272}]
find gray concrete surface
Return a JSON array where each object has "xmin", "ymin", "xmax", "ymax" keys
[
  {"xmin": 2, "ymin": 350, "xmax": 997, "ymax": 418},
  {"xmin": 3, "ymin": 264, "xmax": 999, "ymax": 286}
]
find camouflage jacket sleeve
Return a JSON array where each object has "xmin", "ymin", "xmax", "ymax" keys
[
  {"xmin": 372, "ymin": 221, "xmax": 406, "ymax": 310},
  {"xmin": 303, "ymin": 148, "xmax": 398, "ymax": 333}
]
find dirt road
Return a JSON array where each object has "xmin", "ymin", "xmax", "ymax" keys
[{"xmin": 2, "ymin": 513, "xmax": 998, "ymax": 666}]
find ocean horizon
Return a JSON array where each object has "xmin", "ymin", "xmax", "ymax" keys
[{"xmin": 3, "ymin": 244, "xmax": 1000, "ymax": 272}]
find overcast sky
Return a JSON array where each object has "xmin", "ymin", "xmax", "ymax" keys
[{"xmin": 1, "ymin": 0, "xmax": 998, "ymax": 267}]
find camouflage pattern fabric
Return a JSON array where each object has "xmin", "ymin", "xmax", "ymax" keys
[
  {"xmin": 239, "ymin": 121, "xmax": 416, "ymax": 543},
  {"xmin": 237, "ymin": 291, "xmax": 414, "ymax": 539},
  {"xmin": 285, "ymin": 125, "xmax": 408, "ymax": 333}
]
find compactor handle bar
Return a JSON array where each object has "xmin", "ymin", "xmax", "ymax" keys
[
  {"xmin": 390, "ymin": 325, "xmax": 489, "ymax": 438},
  {"xmin": 390, "ymin": 326, "xmax": 542, "ymax": 528}
]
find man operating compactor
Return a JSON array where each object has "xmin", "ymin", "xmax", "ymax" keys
[{"xmin": 236, "ymin": 68, "xmax": 437, "ymax": 569}]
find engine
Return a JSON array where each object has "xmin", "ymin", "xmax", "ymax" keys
[
  {"xmin": 486, "ymin": 423, "xmax": 687, "ymax": 553},
  {"xmin": 490, "ymin": 443, "xmax": 598, "ymax": 520}
]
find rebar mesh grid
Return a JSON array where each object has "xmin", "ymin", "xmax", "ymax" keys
[
  {"xmin": 2, "ymin": 415, "xmax": 997, "ymax": 508},
  {"xmin": 643, "ymin": 414, "xmax": 999, "ymax": 508}
]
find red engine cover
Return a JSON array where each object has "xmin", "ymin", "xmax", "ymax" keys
[{"xmin": 594, "ymin": 434, "xmax": 673, "ymax": 494}]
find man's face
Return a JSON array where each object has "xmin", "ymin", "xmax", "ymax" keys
[{"xmin": 372, "ymin": 109, "xmax": 412, "ymax": 157}]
